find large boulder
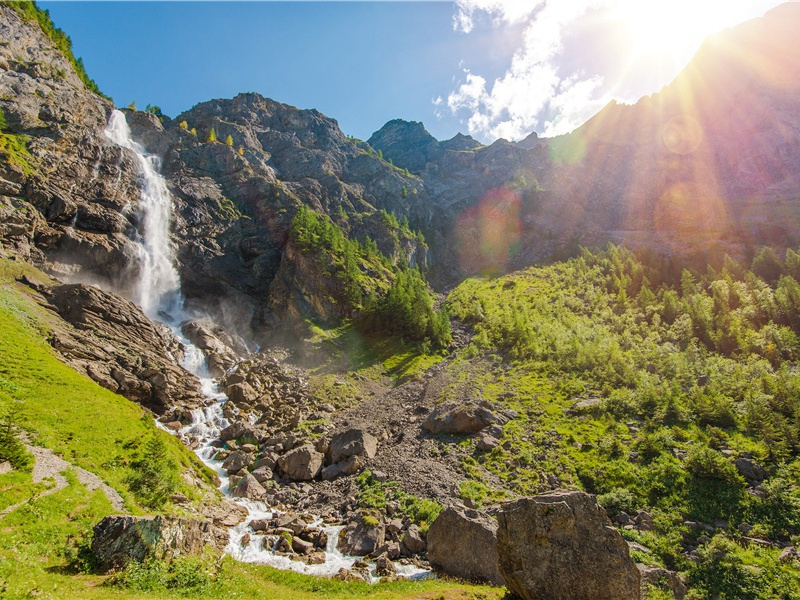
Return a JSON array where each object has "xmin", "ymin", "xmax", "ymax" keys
[
  {"xmin": 230, "ymin": 472, "xmax": 266, "ymax": 500},
  {"xmin": 92, "ymin": 515, "xmax": 222, "ymax": 571},
  {"xmin": 222, "ymin": 449, "xmax": 253, "ymax": 473},
  {"xmin": 496, "ymin": 490, "xmax": 641, "ymax": 600},
  {"xmin": 277, "ymin": 444, "xmax": 323, "ymax": 481},
  {"xmin": 427, "ymin": 506, "xmax": 503, "ymax": 585},
  {"xmin": 422, "ymin": 402, "xmax": 505, "ymax": 435},
  {"xmin": 328, "ymin": 428, "xmax": 378, "ymax": 464},
  {"xmin": 338, "ymin": 513, "xmax": 386, "ymax": 556},
  {"xmin": 321, "ymin": 455, "xmax": 365, "ymax": 481}
]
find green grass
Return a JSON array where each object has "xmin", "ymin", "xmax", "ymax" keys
[
  {"xmin": 0, "ymin": 260, "xmax": 216, "ymax": 513},
  {"xmin": 305, "ymin": 321, "xmax": 445, "ymax": 395},
  {"xmin": 0, "ymin": 471, "xmax": 502, "ymax": 600}
]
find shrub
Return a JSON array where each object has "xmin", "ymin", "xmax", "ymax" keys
[
  {"xmin": 125, "ymin": 434, "xmax": 179, "ymax": 509},
  {"xmin": 597, "ymin": 487, "xmax": 637, "ymax": 515},
  {"xmin": 684, "ymin": 447, "xmax": 740, "ymax": 483},
  {"xmin": 0, "ymin": 411, "xmax": 32, "ymax": 471},
  {"xmin": 110, "ymin": 555, "xmax": 214, "ymax": 593}
]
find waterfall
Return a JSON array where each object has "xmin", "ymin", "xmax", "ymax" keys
[{"xmin": 104, "ymin": 110, "xmax": 182, "ymax": 319}]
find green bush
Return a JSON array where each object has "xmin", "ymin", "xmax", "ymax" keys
[
  {"xmin": 684, "ymin": 447, "xmax": 740, "ymax": 483},
  {"xmin": 0, "ymin": 412, "xmax": 32, "ymax": 471},
  {"xmin": 124, "ymin": 434, "xmax": 179, "ymax": 509},
  {"xmin": 597, "ymin": 487, "xmax": 637, "ymax": 515},
  {"xmin": 110, "ymin": 555, "xmax": 214, "ymax": 593}
]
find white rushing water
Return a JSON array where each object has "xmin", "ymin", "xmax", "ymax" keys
[
  {"xmin": 105, "ymin": 110, "xmax": 182, "ymax": 319},
  {"xmin": 104, "ymin": 109, "xmax": 427, "ymax": 580}
]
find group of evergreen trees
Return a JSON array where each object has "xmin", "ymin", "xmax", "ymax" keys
[{"xmin": 289, "ymin": 206, "xmax": 450, "ymax": 350}]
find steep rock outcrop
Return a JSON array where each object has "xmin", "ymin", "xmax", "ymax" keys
[
  {"xmin": 427, "ymin": 505, "xmax": 504, "ymax": 585},
  {"xmin": 45, "ymin": 283, "xmax": 204, "ymax": 413}
]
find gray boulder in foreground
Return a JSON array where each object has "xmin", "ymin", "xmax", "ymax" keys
[
  {"xmin": 497, "ymin": 490, "xmax": 640, "ymax": 600},
  {"xmin": 427, "ymin": 505, "xmax": 503, "ymax": 585},
  {"xmin": 92, "ymin": 515, "xmax": 222, "ymax": 571}
]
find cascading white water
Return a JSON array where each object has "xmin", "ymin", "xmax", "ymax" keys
[
  {"xmin": 104, "ymin": 109, "xmax": 428, "ymax": 581},
  {"xmin": 104, "ymin": 110, "xmax": 182, "ymax": 319}
]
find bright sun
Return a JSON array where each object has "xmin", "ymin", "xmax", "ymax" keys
[{"xmin": 614, "ymin": 0, "xmax": 761, "ymax": 62}]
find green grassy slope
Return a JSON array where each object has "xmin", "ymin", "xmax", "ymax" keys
[{"xmin": 445, "ymin": 245, "xmax": 800, "ymax": 598}]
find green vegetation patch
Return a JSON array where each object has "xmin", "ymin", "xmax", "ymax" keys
[
  {"xmin": 444, "ymin": 245, "xmax": 800, "ymax": 597},
  {"xmin": 356, "ymin": 470, "xmax": 443, "ymax": 532}
]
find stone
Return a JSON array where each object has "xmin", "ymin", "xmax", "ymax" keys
[
  {"xmin": 222, "ymin": 450, "xmax": 253, "ymax": 473},
  {"xmin": 376, "ymin": 553, "xmax": 397, "ymax": 577},
  {"xmin": 321, "ymin": 455, "xmax": 365, "ymax": 480},
  {"xmin": 219, "ymin": 421, "xmax": 259, "ymax": 443},
  {"xmin": 476, "ymin": 433, "xmax": 500, "ymax": 451},
  {"xmin": 253, "ymin": 452, "xmax": 279, "ymax": 471},
  {"xmin": 291, "ymin": 536, "xmax": 314, "ymax": 555},
  {"xmin": 338, "ymin": 513, "xmax": 386, "ymax": 556},
  {"xmin": 427, "ymin": 506, "xmax": 503, "ymax": 585},
  {"xmin": 422, "ymin": 402, "xmax": 505, "ymax": 435},
  {"xmin": 401, "ymin": 524, "xmax": 426, "ymax": 555},
  {"xmin": 496, "ymin": 490, "xmax": 640, "ymax": 600},
  {"xmin": 779, "ymin": 547, "xmax": 799, "ymax": 563},
  {"xmin": 735, "ymin": 457, "xmax": 767, "ymax": 481},
  {"xmin": 0, "ymin": 461, "xmax": 12, "ymax": 475},
  {"xmin": 277, "ymin": 445, "xmax": 324, "ymax": 481},
  {"xmin": 638, "ymin": 565, "xmax": 688, "ymax": 599},
  {"xmin": 226, "ymin": 382, "xmax": 260, "ymax": 408},
  {"xmin": 328, "ymin": 428, "xmax": 378, "ymax": 464},
  {"xmin": 252, "ymin": 466, "xmax": 274, "ymax": 484},
  {"xmin": 91, "ymin": 515, "xmax": 222, "ymax": 572},
  {"xmin": 230, "ymin": 472, "xmax": 266, "ymax": 500}
]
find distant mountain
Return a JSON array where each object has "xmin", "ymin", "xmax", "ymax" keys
[{"xmin": 538, "ymin": 2, "xmax": 800, "ymax": 262}]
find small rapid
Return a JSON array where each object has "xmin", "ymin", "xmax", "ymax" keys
[{"xmin": 104, "ymin": 109, "xmax": 428, "ymax": 580}]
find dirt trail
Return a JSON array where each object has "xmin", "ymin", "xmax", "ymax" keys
[{"xmin": 0, "ymin": 438, "xmax": 125, "ymax": 516}]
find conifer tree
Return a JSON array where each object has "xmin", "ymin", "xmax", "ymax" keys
[
  {"xmin": 225, "ymin": 134, "xmax": 234, "ymax": 146},
  {"xmin": 207, "ymin": 127, "xmax": 217, "ymax": 143}
]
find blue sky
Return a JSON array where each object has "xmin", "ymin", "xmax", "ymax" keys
[{"xmin": 41, "ymin": 1, "xmax": 782, "ymax": 143}]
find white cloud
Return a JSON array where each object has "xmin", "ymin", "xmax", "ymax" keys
[
  {"xmin": 453, "ymin": 0, "xmax": 543, "ymax": 33},
  {"xmin": 447, "ymin": 0, "xmax": 613, "ymax": 141}
]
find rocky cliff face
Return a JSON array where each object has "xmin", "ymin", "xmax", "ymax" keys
[{"xmin": 0, "ymin": 5, "xmax": 142, "ymax": 286}]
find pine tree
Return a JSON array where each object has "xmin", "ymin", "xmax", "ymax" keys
[
  {"xmin": 225, "ymin": 134, "xmax": 234, "ymax": 146},
  {"xmin": 207, "ymin": 127, "xmax": 217, "ymax": 143}
]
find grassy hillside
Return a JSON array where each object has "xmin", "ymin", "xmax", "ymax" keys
[{"xmin": 445, "ymin": 245, "xmax": 800, "ymax": 598}]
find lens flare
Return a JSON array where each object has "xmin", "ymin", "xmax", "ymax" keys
[{"xmin": 454, "ymin": 187, "xmax": 522, "ymax": 275}]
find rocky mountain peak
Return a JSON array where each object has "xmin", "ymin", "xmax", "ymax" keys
[
  {"xmin": 440, "ymin": 132, "xmax": 482, "ymax": 151},
  {"xmin": 368, "ymin": 118, "xmax": 442, "ymax": 172}
]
